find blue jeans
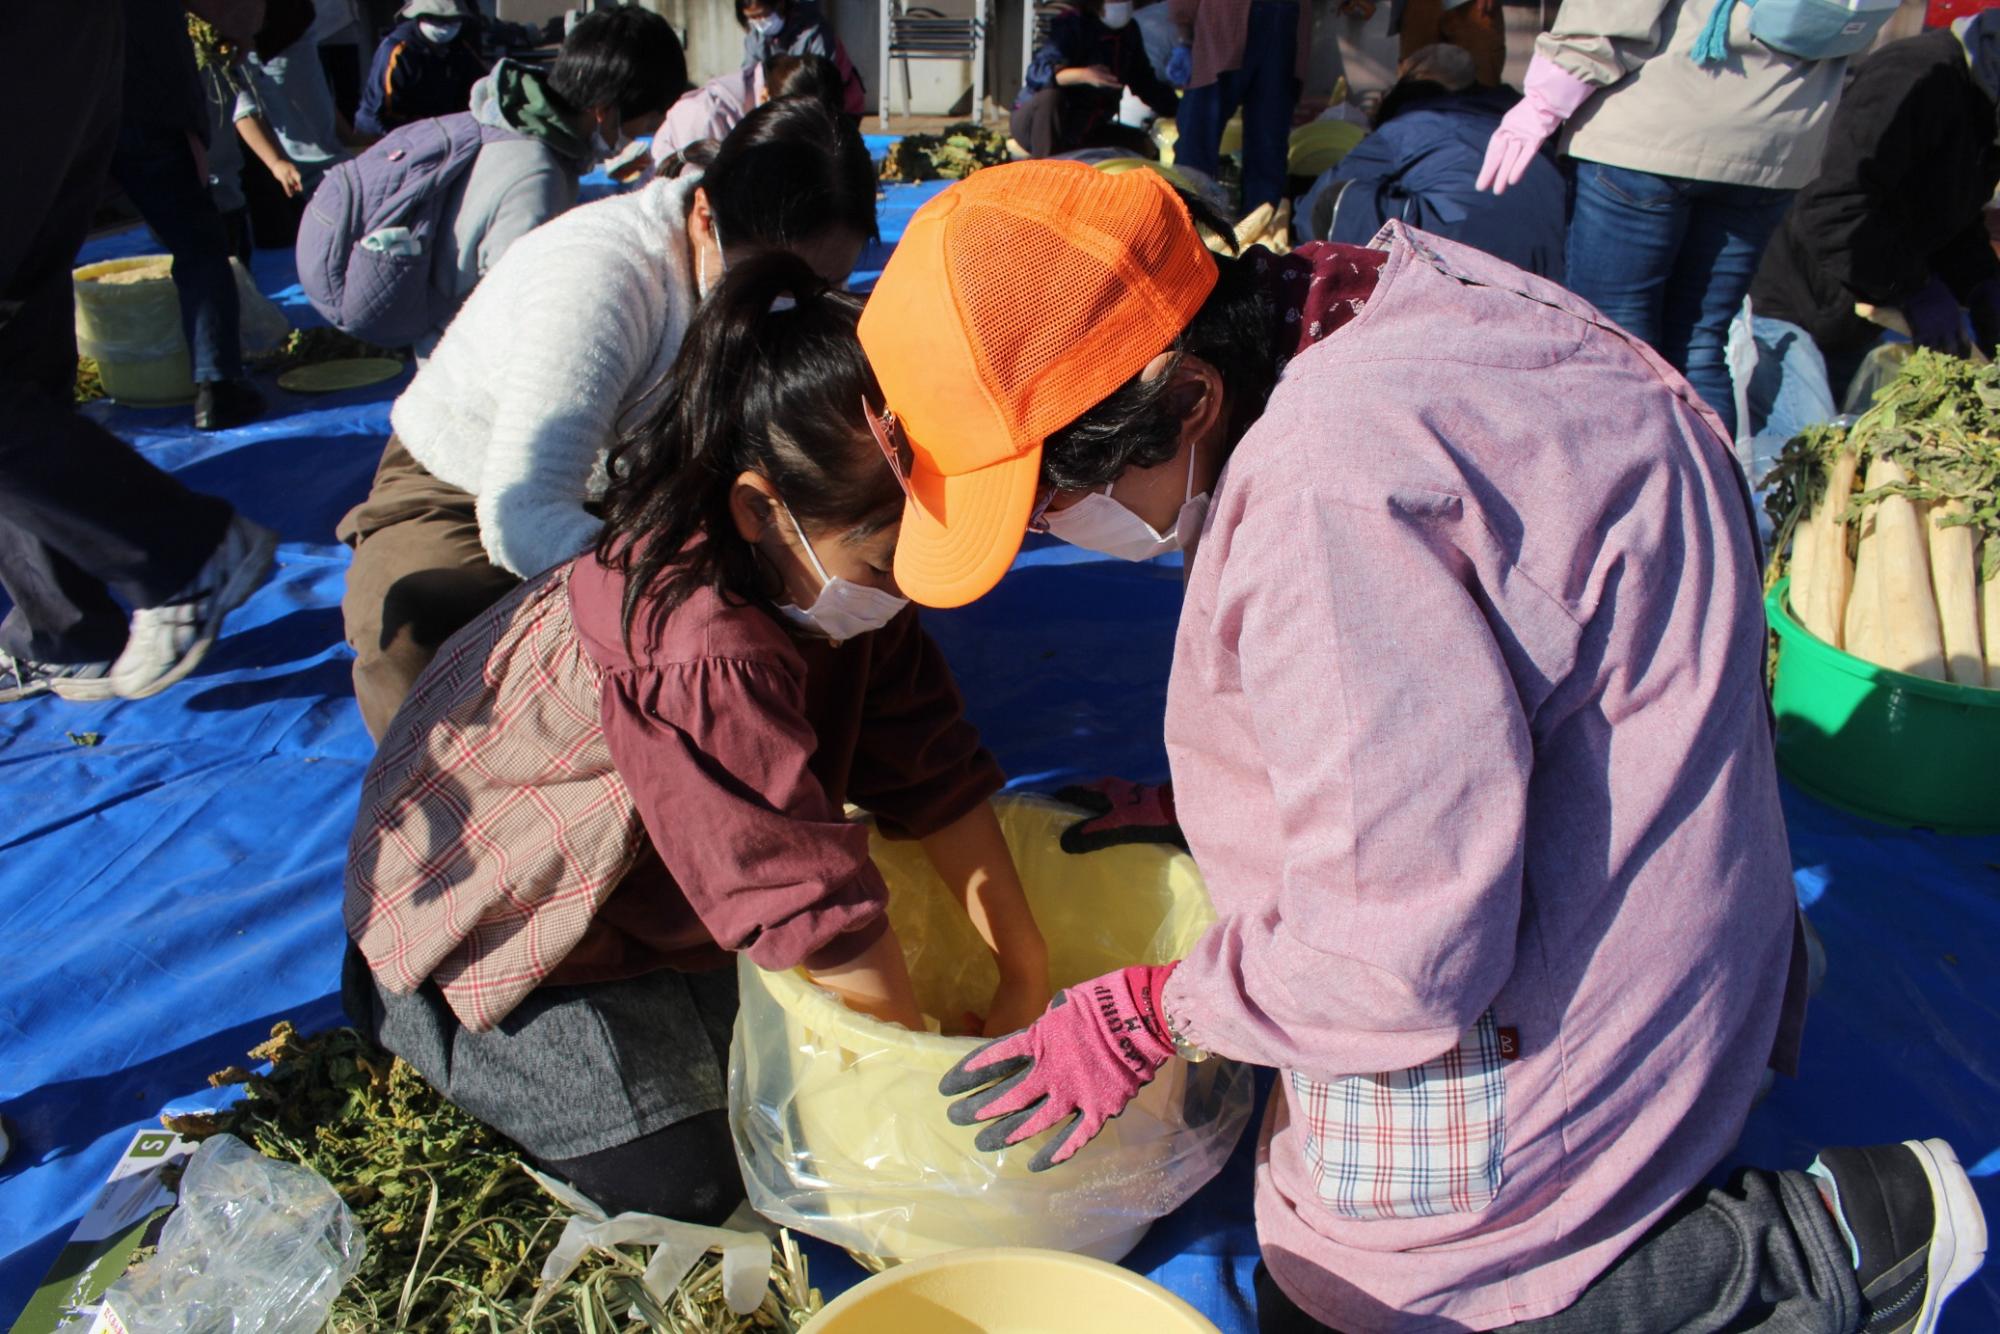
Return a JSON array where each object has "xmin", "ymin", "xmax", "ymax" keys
[
  {"xmin": 1564, "ymin": 160, "xmax": 1793, "ymax": 439},
  {"xmin": 1175, "ymin": 0, "xmax": 1299, "ymax": 212},
  {"xmin": 109, "ymin": 124, "xmax": 243, "ymax": 383},
  {"xmin": 1745, "ymin": 315, "xmax": 1839, "ymax": 441}
]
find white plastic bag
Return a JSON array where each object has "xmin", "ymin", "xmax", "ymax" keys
[{"xmin": 98, "ymin": 1134, "xmax": 365, "ymax": 1334}]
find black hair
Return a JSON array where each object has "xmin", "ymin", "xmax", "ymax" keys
[
  {"xmin": 691, "ymin": 96, "xmax": 879, "ymax": 247},
  {"xmin": 1039, "ymin": 191, "xmax": 1276, "ymax": 491},
  {"xmin": 596, "ymin": 252, "xmax": 899, "ymax": 647},
  {"xmin": 763, "ymin": 53, "xmax": 845, "ymax": 118},
  {"xmin": 551, "ymin": 7, "xmax": 689, "ymax": 123}
]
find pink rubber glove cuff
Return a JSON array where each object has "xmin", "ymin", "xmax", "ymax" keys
[
  {"xmin": 940, "ymin": 963, "xmax": 1178, "ymax": 1171},
  {"xmin": 1055, "ymin": 777, "xmax": 1188, "ymax": 853},
  {"xmin": 1476, "ymin": 54, "xmax": 1596, "ymax": 195}
]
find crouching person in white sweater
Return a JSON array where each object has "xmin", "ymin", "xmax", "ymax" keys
[{"xmin": 337, "ymin": 98, "xmax": 878, "ymax": 738}]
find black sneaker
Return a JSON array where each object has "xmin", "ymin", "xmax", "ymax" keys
[
  {"xmin": 1810, "ymin": 1139, "xmax": 1988, "ymax": 1333},
  {"xmin": 193, "ymin": 378, "xmax": 265, "ymax": 431}
]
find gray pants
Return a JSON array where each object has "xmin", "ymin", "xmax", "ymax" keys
[{"xmin": 1257, "ymin": 1168, "xmax": 1861, "ymax": 1332}]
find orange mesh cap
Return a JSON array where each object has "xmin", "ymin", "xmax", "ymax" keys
[{"xmin": 858, "ymin": 159, "xmax": 1217, "ymax": 608}]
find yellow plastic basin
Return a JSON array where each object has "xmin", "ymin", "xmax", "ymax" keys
[
  {"xmin": 800, "ymin": 1247, "xmax": 1222, "ymax": 1333},
  {"xmin": 730, "ymin": 795, "xmax": 1252, "ymax": 1264},
  {"xmin": 73, "ymin": 256, "xmax": 195, "ymax": 405}
]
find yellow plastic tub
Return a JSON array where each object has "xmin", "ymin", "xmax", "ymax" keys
[
  {"xmin": 73, "ymin": 256, "xmax": 195, "ymax": 405},
  {"xmin": 800, "ymin": 1247, "xmax": 1222, "ymax": 1333},
  {"xmin": 730, "ymin": 794, "xmax": 1252, "ymax": 1264}
]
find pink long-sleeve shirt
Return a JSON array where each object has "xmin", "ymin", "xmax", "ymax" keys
[{"xmin": 1161, "ymin": 223, "xmax": 1805, "ymax": 1332}]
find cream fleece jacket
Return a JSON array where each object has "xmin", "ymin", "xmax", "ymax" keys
[{"xmin": 390, "ymin": 174, "xmax": 700, "ymax": 578}]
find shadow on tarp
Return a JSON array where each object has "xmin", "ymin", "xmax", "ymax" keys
[{"xmin": 5, "ymin": 195, "xmax": 1999, "ymax": 1334}]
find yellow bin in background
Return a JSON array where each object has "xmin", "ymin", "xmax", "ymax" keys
[
  {"xmin": 73, "ymin": 256, "xmax": 195, "ymax": 405},
  {"xmin": 801, "ymin": 1248, "xmax": 1222, "ymax": 1333},
  {"xmin": 730, "ymin": 794, "xmax": 1253, "ymax": 1265}
]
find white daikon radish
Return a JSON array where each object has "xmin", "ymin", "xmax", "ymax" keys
[
  {"xmin": 1794, "ymin": 446, "xmax": 1860, "ymax": 647},
  {"xmin": 1927, "ymin": 499, "xmax": 1984, "ymax": 685},
  {"xmin": 1788, "ymin": 501, "xmax": 1821, "ymax": 629},
  {"xmin": 1864, "ymin": 457, "xmax": 1948, "ymax": 680},
  {"xmin": 1845, "ymin": 489, "xmax": 1884, "ymax": 664},
  {"xmin": 1982, "ymin": 542, "xmax": 2000, "ymax": 689}
]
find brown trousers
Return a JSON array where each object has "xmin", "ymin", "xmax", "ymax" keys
[
  {"xmin": 337, "ymin": 437, "xmax": 519, "ymax": 739},
  {"xmin": 1400, "ymin": 0, "xmax": 1507, "ymax": 87}
]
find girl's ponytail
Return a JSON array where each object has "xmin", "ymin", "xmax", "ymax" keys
[{"xmin": 597, "ymin": 253, "xmax": 897, "ymax": 648}]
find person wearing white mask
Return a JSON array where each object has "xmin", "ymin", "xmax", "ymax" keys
[
  {"xmin": 337, "ymin": 99, "xmax": 877, "ymax": 739},
  {"xmin": 1012, "ymin": 0, "xmax": 1181, "ymax": 159},
  {"xmin": 356, "ymin": 0, "xmax": 490, "ymax": 138},
  {"xmin": 862, "ymin": 159, "xmax": 1986, "ymax": 1334},
  {"xmin": 735, "ymin": 0, "xmax": 869, "ymax": 115},
  {"xmin": 341, "ymin": 253, "xmax": 1049, "ymax": 1228}
]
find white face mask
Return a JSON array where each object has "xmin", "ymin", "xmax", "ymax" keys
[
  {"xmin": 590, "ymin": 121, "xmax": 630, "ymax": 164},
  {"xmin": 750, "ymin": 13, "xmax": 785, "ymax": 36},
  {"xmin": 1101, "ymin": 2, "xmax": 1135, "ymax": 27},
  {"xmin": 696, "ymin": 224, "xmax": 726, "ymax": 299},
  {"xmin": 1041, "ymin": 445, "xmax": 1210, "ymax": 562},
  {"xmin": 418, "ymin": 18, "xmax": 462, "ymax": 44},
  {"xmin": 773, "ymin": 500, "xmax": 909, "ymax": 642}
]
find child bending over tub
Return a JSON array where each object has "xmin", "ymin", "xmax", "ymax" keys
[{"xmin": 341, "ymin": 252, "xmax": 1051, "ymax": 1224}]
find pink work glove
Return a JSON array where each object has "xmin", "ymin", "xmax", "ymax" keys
[
  {"xmin": 1054, "ymin": 777, "xmax": 1187, "ymax": 854},
  {"xmin": 940, "ymin": 963, "xmax": 1179, "ymax": 1171},
  {"xmin": 1476, "ymin": 54, "xmax": 1596, "ymax": 196}
]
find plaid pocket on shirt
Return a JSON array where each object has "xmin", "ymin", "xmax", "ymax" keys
[{"xmin": 1292, "ymin": 1010, "xmax": 1507, "ymax": 1221}]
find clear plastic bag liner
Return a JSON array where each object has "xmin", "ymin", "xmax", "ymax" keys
[
  {"xmin": 730, "ymin": 794, "xmax": 1253, "ymax": 1264},
  {"xmin": 71, "ymin": 256, "xmax": 289, "ymax": 361},
  {"xmin": 98, "ymin": 1133, "xmax": 365, "ymax": 1334},
  {"xmin": 521, "ymin": 1164, "xmax": 773, "ymax": 1320}
]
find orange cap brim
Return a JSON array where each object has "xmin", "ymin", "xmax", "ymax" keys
[{"xmin": 893, "ymin": 445, "xmax": 1042, "ymax": 609}]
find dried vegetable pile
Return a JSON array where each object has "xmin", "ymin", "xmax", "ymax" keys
[
  {"xmin": 879, "ymin": 123, "xmax": 1010, "ymax": 182},
  {"xmin": 161, "ymin": 1024, "xmax": 823, "ymax": 1333},
  {"xmin": 1766, "ymin": 349, "xmax": 2000, "ymax": 687}
]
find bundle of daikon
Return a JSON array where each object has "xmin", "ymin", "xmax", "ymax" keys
[{"xmin": 1765, "ymin": 349, "xmax": 2000, "ymax": 688}]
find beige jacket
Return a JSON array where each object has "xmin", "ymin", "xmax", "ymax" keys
[{"xmin": 1538, "ymin": 0, "xmax": 1847, "ymax": 189}]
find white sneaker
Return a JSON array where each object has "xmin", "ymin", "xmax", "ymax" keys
[
  {"xmin": 109, "ymin": 516, "xmax": 278, "ymax": 700},
  {"xmin": 0, "ymin": 651, "xmax": 117, "ymax": 704}
]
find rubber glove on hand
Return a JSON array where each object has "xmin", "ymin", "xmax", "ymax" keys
[
  {"xmin": 1963, "ymin": 277, "xmax": 2000, "ymax": 357},
  {"xmin": 1167, "ymin": 42, "xmax": 1193, "ymax": 88},
  {"xmin": 1476, "ymin": 54, "xmax": 1596, "ymax": 196},
  {"xmin": 941, "ymin": 963, "xmax": 1178, "ymax": 1171},
  {"xmin": 1055, "ymin": 777, "xmax": 1187, "ymax": 854},
  {"xmin": 1904, "ymin": 276, "xmax": 1970, "ymax": 354}
]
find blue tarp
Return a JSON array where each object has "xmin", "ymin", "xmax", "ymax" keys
[{"xmin": 2, "ymin": 187, "xmax": 1995, "ymax": 1332}]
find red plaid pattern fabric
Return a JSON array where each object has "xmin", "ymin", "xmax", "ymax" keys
[
  {"xmin": 1290, "ymin": 1010, "xmax": 1507, "ymax": 1220},
  {"xmin": 344, "ymin": 566, "xmax": 649, "ymax": 1032}
]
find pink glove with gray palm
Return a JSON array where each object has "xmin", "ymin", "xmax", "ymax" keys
[
  {"xmin": 940, "ymin": 963, "xmax": 1179, "ymax": 1172},
  {"xmin": 1476, "ymin": 54, "xmax": 1597, "ymax": 196}
]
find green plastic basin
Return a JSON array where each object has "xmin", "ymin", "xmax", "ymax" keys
[{"xmin": 1767, "ymin": 577, "xmax": 2000, "ymax": 833}]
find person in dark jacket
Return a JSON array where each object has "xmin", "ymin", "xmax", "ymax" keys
[
  {"xmin": 1298, "ymin": 45, "xmax": 1566, "ymax": 279},
  {"xmin": 737, "ymin": 0, "xmax": 866, "ymax": 117},
  {"xmin": 1748, "ymin": 12, "xmax": 2000, "ymax": 428},
  {"xmin": 356, "ymin": 0, "xmax": 490, "ymax": 138},
  {"xmin": 1013, "ymin": 0, "xmax": 1179, "ymax": 158}
]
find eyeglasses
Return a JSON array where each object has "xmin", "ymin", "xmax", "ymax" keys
[{"xmin": 862, "ymin": 396, "xmax": 915, "ymax": 501}]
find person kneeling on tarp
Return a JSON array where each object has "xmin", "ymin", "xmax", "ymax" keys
[
  {"xmin": 342, "ymin": 255, "xmax": 1050, "ymax": 1222},
  {"xmin": 855, "ymin": 160, "xmax": 1986, "ymax": 1334}
]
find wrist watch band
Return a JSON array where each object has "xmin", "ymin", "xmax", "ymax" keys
[{"xmin": 1165, "ymin": 1007, "xmax": 1209, "ymax": 1064}]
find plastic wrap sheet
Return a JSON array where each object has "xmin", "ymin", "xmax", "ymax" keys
[
  {"xmin": 732, "ymin": 796, "xmax": 1253, "ymax": 1263},
  {"xmin": 5, "ymin": 199, "xmax": 2000, "ymax": 1334}
]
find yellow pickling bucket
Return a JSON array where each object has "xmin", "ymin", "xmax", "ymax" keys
[
  {"xmin": 729, "ymin": 794, "xmax": 1252, "ymax": 1264},
  {"xmin": 73, "ymin": 256, "xmax": 195, "ymax": 405},
  {"xmin": 800, "ymin": 1247, "xmax": 1223, "ymax": 1332}
]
